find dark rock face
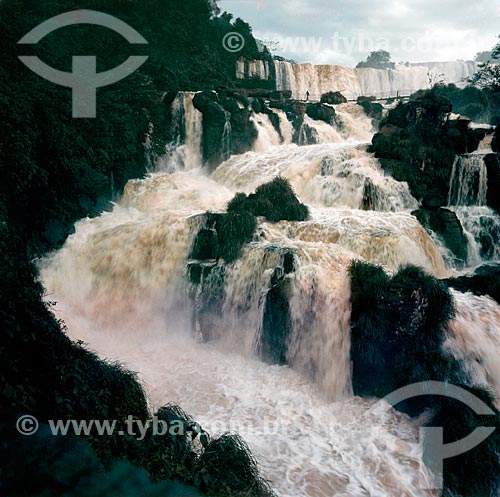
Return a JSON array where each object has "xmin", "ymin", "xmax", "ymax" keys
[
  {"xmin": 485, "ymin": 153, "xmax": 500, "ymax": 212},
  {"xmin": 188, "ymin": 262, "xmax": 225, "ymax": 342},
  {"xmin": 192, "ymin": 91, "xmax": 258, "ymax": 171},
  {"xmin": 320, "ymin": 91, "xmax": 348, "ymax": 105},
  {"xmin": 349, "ymin": 261, "xmax": 500, "ymax": 497},
  {"xmin": 492, "ymin": 126, "xmax": 500, "ymax": 152},
  {"xmin": 295, "ymin": 121, "xmax": 319, "ymax": 145},
  {"xmin": 370, "ymin": 89, "xmax": 488, "ymax": 207},
  {"xmin": 446, "ymin": 264, "xmax": 500, "ymax": 304},
  {"xmin": 193, "ymin": 91, "xmax": 229, "ymax": 170},
  {"xmin": 306, "ymin": 102, "xmax": 336, "ymax": 125},
  {"xmin": 413, "ymin": 208, "xmax": 468, "ymax": 263},
  {"xmin": 258, "ymin": 253, "xmax": 295, "ymax": 365},
  {"xmin": 356, "ymin": 96, "xmax": 383, "ymax": 125},
  {"xmin": 349, "ymin": 263, "xmax": 455, "ymax": 399}
]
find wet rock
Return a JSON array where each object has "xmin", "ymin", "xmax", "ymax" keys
[
  {"xmin": 190, "ymin": 228, "xmax": 218, "ymax": 261},
  {"xmin": 320, "ymin": 91, "xmax": 347, "ymax": 105},
  {"xmin": 413, "ymin": 208, "xmax": 468, "ymax": 263},
  {"xmin": 193, "ymin": 91, "xmax": 258, "ymax": 169},
  {"xmin": 306, "ymin": 102, "xmax": 336, "ymax": 125},
  {"xmin": 492, "ymin": 126, "xmax": 500, "ymax": 153},
  {"xmin": 294, "ymin": 121, "xmax": 319, "ymax": 145},
  {"xmin": 485, "ymin": 153, "xmax": 500, "ymax": 212},
  {"xmin": 258, "ymin": 252, "xmax": 296, "ymax": 365},
  {"xmin": 445, "ymin": 264, "xmax": 500, "ymax": 304},
  {"xmin": 193, "ymin": 91, "xmax": 228, "ymax": 170},
  {"xmin": 356, "ymin": 96, "xmax": 383, "ymax": 124}
]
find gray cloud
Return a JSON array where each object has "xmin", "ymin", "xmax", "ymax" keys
[{"xmin": 219, "ymin": 0, "xmax": 498, "ymax": 65}]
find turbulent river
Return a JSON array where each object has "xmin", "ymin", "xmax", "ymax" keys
[{"xmin": 40, "ymin": 93, "xmax": 500, "ymax": 497}]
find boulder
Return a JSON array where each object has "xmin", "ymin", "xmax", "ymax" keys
[
  {"xmin": 485, "ymin": 153, "xmax": 500, "ymax": 212},
  {"xmin": 412, "ymin": 208, "xmax": 468, "ymax": 263},
  {"xmin": 320, "ymin": 91, "xmax": 347, "ymax": 105},
  {"xmin": 294, "ymin": 121, "xmax": 319, "ymax": 145},
  {"xmin": 492, "ymin": 126, "xmax": 500, "ymax": 153},
  {"xmin": 357, "ymin": 96, "xmax": 383, "ymax": 123},
  {"xmin": 193, "ymin": 91, "xmax": 259, "ymax": 169},
  {"xmin": 306, "ymin": 102, "xmax": 336, "ymax": 125},
  {"xmin": 445, "ymin": 264, "xmax": 500, "ymax": 304}
]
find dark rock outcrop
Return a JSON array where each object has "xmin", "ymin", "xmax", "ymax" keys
[
  {"xmin": 357, "ymin": 96, "xmax": 384, "ymax": 125},
  {"xmin": 492, "ymin": 126, "xmax": 500, "ymax": 152},
  {"xmin": 295, "ymin": 121, "xmax": 319, "ymax": 145},
  {"xmin": 306, "ymin": 102, "xmax": 336, "ymax": 125},
  {"xmin": 320, "ymin": 91, "xmax": 347, "ymax": 105},
  {"xmin": 370, "ymin": 88, "xmax": 488, "ymax": 207},
  {"xmin": 485, "ymin": 153, "xmax": 500, "ymax": 212},
  {"xmin": 445, "ymin": 264, "xmax": 500, "ymax": 304},
  {"xmin": 193, "ymin": 91, "xmax": 259, "ymax": 170},
  {"xmin": 258, "ymin": 252, "xmax": 296, "ymax": 365},
  {"xmin": 193, "ymin": 91, "xmax": 229, "ymax": 170},
  {"xmin": 413, "ymin": 208, "xmax": 468, "ymax": 263}
]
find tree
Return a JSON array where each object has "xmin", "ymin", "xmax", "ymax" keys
[
  {"xmin": 471, "ymin": 36, "xmax": 500, "ymax": 92},
  {"xmin": 356, "ymin": 50, "xmax": 395, "ymax": 70}
]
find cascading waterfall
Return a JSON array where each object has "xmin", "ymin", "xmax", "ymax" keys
[
  {"xmin": 450, "ymin": 206, "xmax": 500, "ymax": 265},
  {"xmin": 251, "ymin": 113, "xmax": 282, "ymax": 152},
  {"xmin": 272, "ymin": 60, "xmax": 477, "ymax": 100},
  {"xmin": 447, "ymin": 154, "xmax": 488, "ymax": 207},
  {"xmin": 446, "ymin": 152, "xmax": 500, "ymax": 266},
  {"xmin": 222, "ymin": 112, "xmax": 232, "ymax": 161},
  {"xmin": 156, "ymin": 92, "xmax": 203, "ymax": 172},
  {"xmin": 40, "ymin": 98, "xmax": 500, "ymax": 497},
  {"xmin": 445, "ymin": 290, "xmax": 500, "ymax": 404}
]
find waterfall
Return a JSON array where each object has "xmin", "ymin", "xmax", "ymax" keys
[
  {"xmin": 222, "ymin": 112, "xmax": 232, "ymax": 161},
  {"xmin": 275, "ymin": 109, "xmax": 294, "ymax": 144},
  {"xmin": 273, "ymin": 59, "xmax": 296, "ymax": 92},
  {"xmin": 40, "ymin": 85, "xmax": 500, "ymax": 496},
  {"xmin": 157, "ymin": 92, "xmax": 203, "ymax": 172},
  {"xmin": 451, "ymin": 206, "xmax": 500, "ymax": 264},
  {"xmin": 212, "ymin": 143, "xmax": 420, "ymax": 214},
  {"xmin": 272, "ymin": 60, "xmax": 477, "ymax": 100},
  {"xmin": 445, "ymin": 290, "xmax": 500, "ymax": 404},
  {"xmin": 236, "ymin": 58, "xmax": 270, "ymax": 80},
  {"xmin": 251, "ymin": 113, "xmax": 282, "ymax": 152},
  {"xmin": 447, "ymin": 154, "xmax": 488, "ymax": 207}
]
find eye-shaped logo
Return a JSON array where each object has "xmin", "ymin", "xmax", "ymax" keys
[{"xmin": 18, "ymin": 10, "xmax": 149, "ymax": 118}]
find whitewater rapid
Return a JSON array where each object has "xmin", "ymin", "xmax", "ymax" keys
[{"xmin": 39, "ymin": 96, "xmax": 500, "ymax": 497}]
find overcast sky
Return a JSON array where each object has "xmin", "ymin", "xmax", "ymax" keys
[{"xmin": 219, "ymin": 0, "xmax": 499, "ymax": 66}]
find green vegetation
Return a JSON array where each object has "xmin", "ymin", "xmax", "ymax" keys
[
  {"xmin": 471, "ymin": 35, "xmax": 500, "ymax": 93},
  {"xmin": 370, "ymin": 87, "xmax": 487, "ymax": 206},
  {"xmin": 191, "ymin": 177, "xmax": 308, "ymax": 264},
  {"xmin": 195, "ymin": 434, "xmax": 274, "ymax": 497},
  {"xmin": 356, "ymin": 50, "xmax": 395, "ymax": 70},
  {"xmin": 414, "ymin": 83, "xmax": 500, "ymax": 125},
  {"xmin": 1, "ymin": 1, "xmax": 274, "ymax": 494},
  {"xmin": 0, "ymin": 0, "xmax": 269, "ymax": 253},
  {"xmin": 227, "ymin": 176, "xmax": 309, "ymax": 223},
  {"xmin": 349, "ymin": 261, "xmax": 455, "ymax": 398}
]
